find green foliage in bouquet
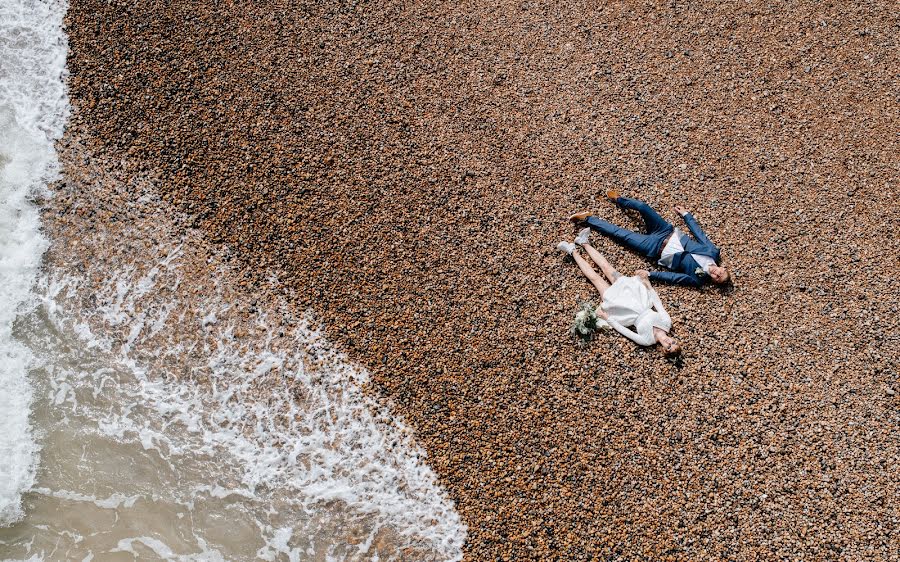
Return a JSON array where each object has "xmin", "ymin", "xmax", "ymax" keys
[{"xmin": 570, "ymin": 300, "xmax": 601, "ymax": 344}]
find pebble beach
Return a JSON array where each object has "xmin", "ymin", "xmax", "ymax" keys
[{"xmin": 60, "ymin": 0, "xmax": 899, "ymax": 559}]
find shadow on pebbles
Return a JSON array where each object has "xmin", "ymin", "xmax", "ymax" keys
[{"xmin": 61, "ymin": 0, "xmax": 899, "ymax": 559}]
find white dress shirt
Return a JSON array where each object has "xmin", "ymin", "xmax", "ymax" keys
[
  {"xmin": 658, "ymin": 228, "xmax": 685, "ymax": 268},
  {"xmin": 658, "ymin": 228, "xmax": 716, "ymax": 273}
]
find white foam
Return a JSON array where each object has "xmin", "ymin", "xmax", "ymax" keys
[
  {"xmin": 32, "ymin": 487, "xmax": 139, "ymax": 510},
  {"xmin": 112, "ymin": 537, "xmax": 225, "ymax": 561},
  {"xmin": 0, "ymin": 0, "xmax": 69, "ymax": 525},
  {"xmin": 0, "ymin": 0, "xmax": 467, "ymax": 552},
  {"xmin": 37, "ymin": 211, "xmax": 467, "ymax": 557},
  {"xmin": 255, "ymin": 526, "xmax": 301, "ymax": 562}
]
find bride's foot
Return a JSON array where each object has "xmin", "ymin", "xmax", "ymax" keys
[
  {"xmin": 574, "ymin": 227, "xmax": 591, "ymax": 245},
  {"xmin": 556, "ymin": 241, "xmax": 577, "ymax": 255}
]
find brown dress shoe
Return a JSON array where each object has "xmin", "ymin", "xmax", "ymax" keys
[
  {"xmin": 568, "ymin": 211, "xmax": 592, "ymax": 223},
  {"xmin": 606, "ymin": 189, "xmax": 620, "ymax": 201}
]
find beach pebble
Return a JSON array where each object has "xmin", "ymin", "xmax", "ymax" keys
[{"xmin": 61, "ymin": 0, "xmax": 900, "ymax": 559}]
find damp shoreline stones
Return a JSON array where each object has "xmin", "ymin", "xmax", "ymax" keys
[{"xmin": 62, "ymin": 1, "xmax": 900, "ymax": 559}]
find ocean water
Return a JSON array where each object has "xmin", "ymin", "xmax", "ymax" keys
[
  {"xmin": 0, "ymin": 1, "xmax": 464, "ymax": 560},
  {"xmin": 0, "ymin": 0, "xmax": 67, "ymax": 526}
]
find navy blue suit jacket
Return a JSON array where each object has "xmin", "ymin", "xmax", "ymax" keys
[{"xmin": 649, "ymin": 213, "xmax": 721, "ymax": 288}]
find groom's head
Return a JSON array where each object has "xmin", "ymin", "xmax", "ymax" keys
[{"xmin": 708, "ymin": 264, "xmax": 730, "ymax": 284}]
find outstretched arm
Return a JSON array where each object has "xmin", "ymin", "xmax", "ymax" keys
[
  {"xmin": 635, "ymin": 269, "xmax": 653, "ymax": 290},
  {"xmin": 607, "ymin": 318, "xmax": 657, "ymax": 346},
  {"xmin": 649, "ymin": 270, "xmax": 702, "ymax": 288},
  {"xmin": 638, "ymin": 270, "xmax": 672, "ymax": 325},
  {"xmin": 647, "ymin": 286, "xmax": 672, "ymax": 326},
  {"xmin": 675, "ymin": 206, "xmax": 715, "ymax": 247}
]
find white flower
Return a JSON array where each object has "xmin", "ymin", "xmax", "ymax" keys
[
  {"xmin": 570, "ymin": 301, "xmax": 600, "ymax": 340},
  {"xmin": 695, "ymin": 267, "xmax": 705, "ymax": 276}
]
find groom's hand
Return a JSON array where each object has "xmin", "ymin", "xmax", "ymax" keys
[{"xmin": 674, "ymin": 205, "xmax": 688, "ymax": 216}]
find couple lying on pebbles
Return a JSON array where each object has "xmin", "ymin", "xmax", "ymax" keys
[{"xmin": 559, "ymin": 191, "xmax": 731, "ymax": 356}]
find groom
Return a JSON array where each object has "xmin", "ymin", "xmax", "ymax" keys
[{"xmin": 570, "ymin": 191, "xmax": 730, "ymax": 288}]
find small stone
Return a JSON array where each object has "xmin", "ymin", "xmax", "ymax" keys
[{"xmin": 56, "ymin": 1, "xmax": 899, "ymax": 559}]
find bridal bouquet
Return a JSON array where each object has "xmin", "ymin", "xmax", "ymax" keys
[{"xmin": 570, "ymin": 300, "xmax": 609, "ymax": 343}]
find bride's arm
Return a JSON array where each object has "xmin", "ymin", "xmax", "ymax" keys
[
  {"xmin": 647, "ymin": 286, "xmax": 672, "ymax": 325},
  {"xmin": 607, "ymin": 318, "xmax": 657, "ymax": 346},
  {"xmin": 636, "ymin": 269, "xmax": 653, "ymax": 289},
  {"xmin": 638, "ymin": 270, "xmax": 673, "ymax": 325}
]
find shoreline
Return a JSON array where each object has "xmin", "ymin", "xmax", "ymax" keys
[
  {"xmin": 0, "ymin": 0, "xmax": 68, "ymax": 526},
  {"xmin": 34, "ymin": 125, "xmax": 465, "ymax": 559},
  {"xmin": 63, "ymin": 0, "xmax": 900, "ymax": 559}
]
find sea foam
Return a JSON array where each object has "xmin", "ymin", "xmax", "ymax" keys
[
  {"xmin": 32, "ymin": 182, "xmax": 467, "ymax": 556},
  {"xmin": 0, "ymin": 1, "xmax": 466, "ymax": 556},
  {"xmin": 0, "ymin": 0, "xmax": 69, "ymax": 525}
]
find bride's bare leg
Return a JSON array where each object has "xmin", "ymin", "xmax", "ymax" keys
[
  {"xmin": 572, "ymin": 251, "xmax": 609, "ymax": 296},
  {"xmin": 582, "ymin": 243, "xmax": 619, "ymax": 284}
]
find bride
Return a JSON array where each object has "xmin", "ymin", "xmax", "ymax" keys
[{"xmin": 558, "ymin": 229, "xmax": 682, "ymax": 355}]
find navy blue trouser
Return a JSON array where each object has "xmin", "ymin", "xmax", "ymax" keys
[{"xmin": 585, "ymin": 197, "xmax": 674, "ymax": 258}]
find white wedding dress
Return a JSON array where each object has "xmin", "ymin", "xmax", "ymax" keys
[{"xmin": 600, "ymin": 276, "xmax": 672, "ymax": 346}]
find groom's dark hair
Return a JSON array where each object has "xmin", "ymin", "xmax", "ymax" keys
[{"xmin": 717, "ymin": 267, "xmax": 732, "ymax": 285}]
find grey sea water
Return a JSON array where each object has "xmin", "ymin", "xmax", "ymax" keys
[{"xmin": 0, "ymin": 1, "xmax": 464, "ymax": 560}]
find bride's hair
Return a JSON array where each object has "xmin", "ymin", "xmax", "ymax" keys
[{"xmin": 663, "ymin": 341, "xmax": 682, "ymax": 356}]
